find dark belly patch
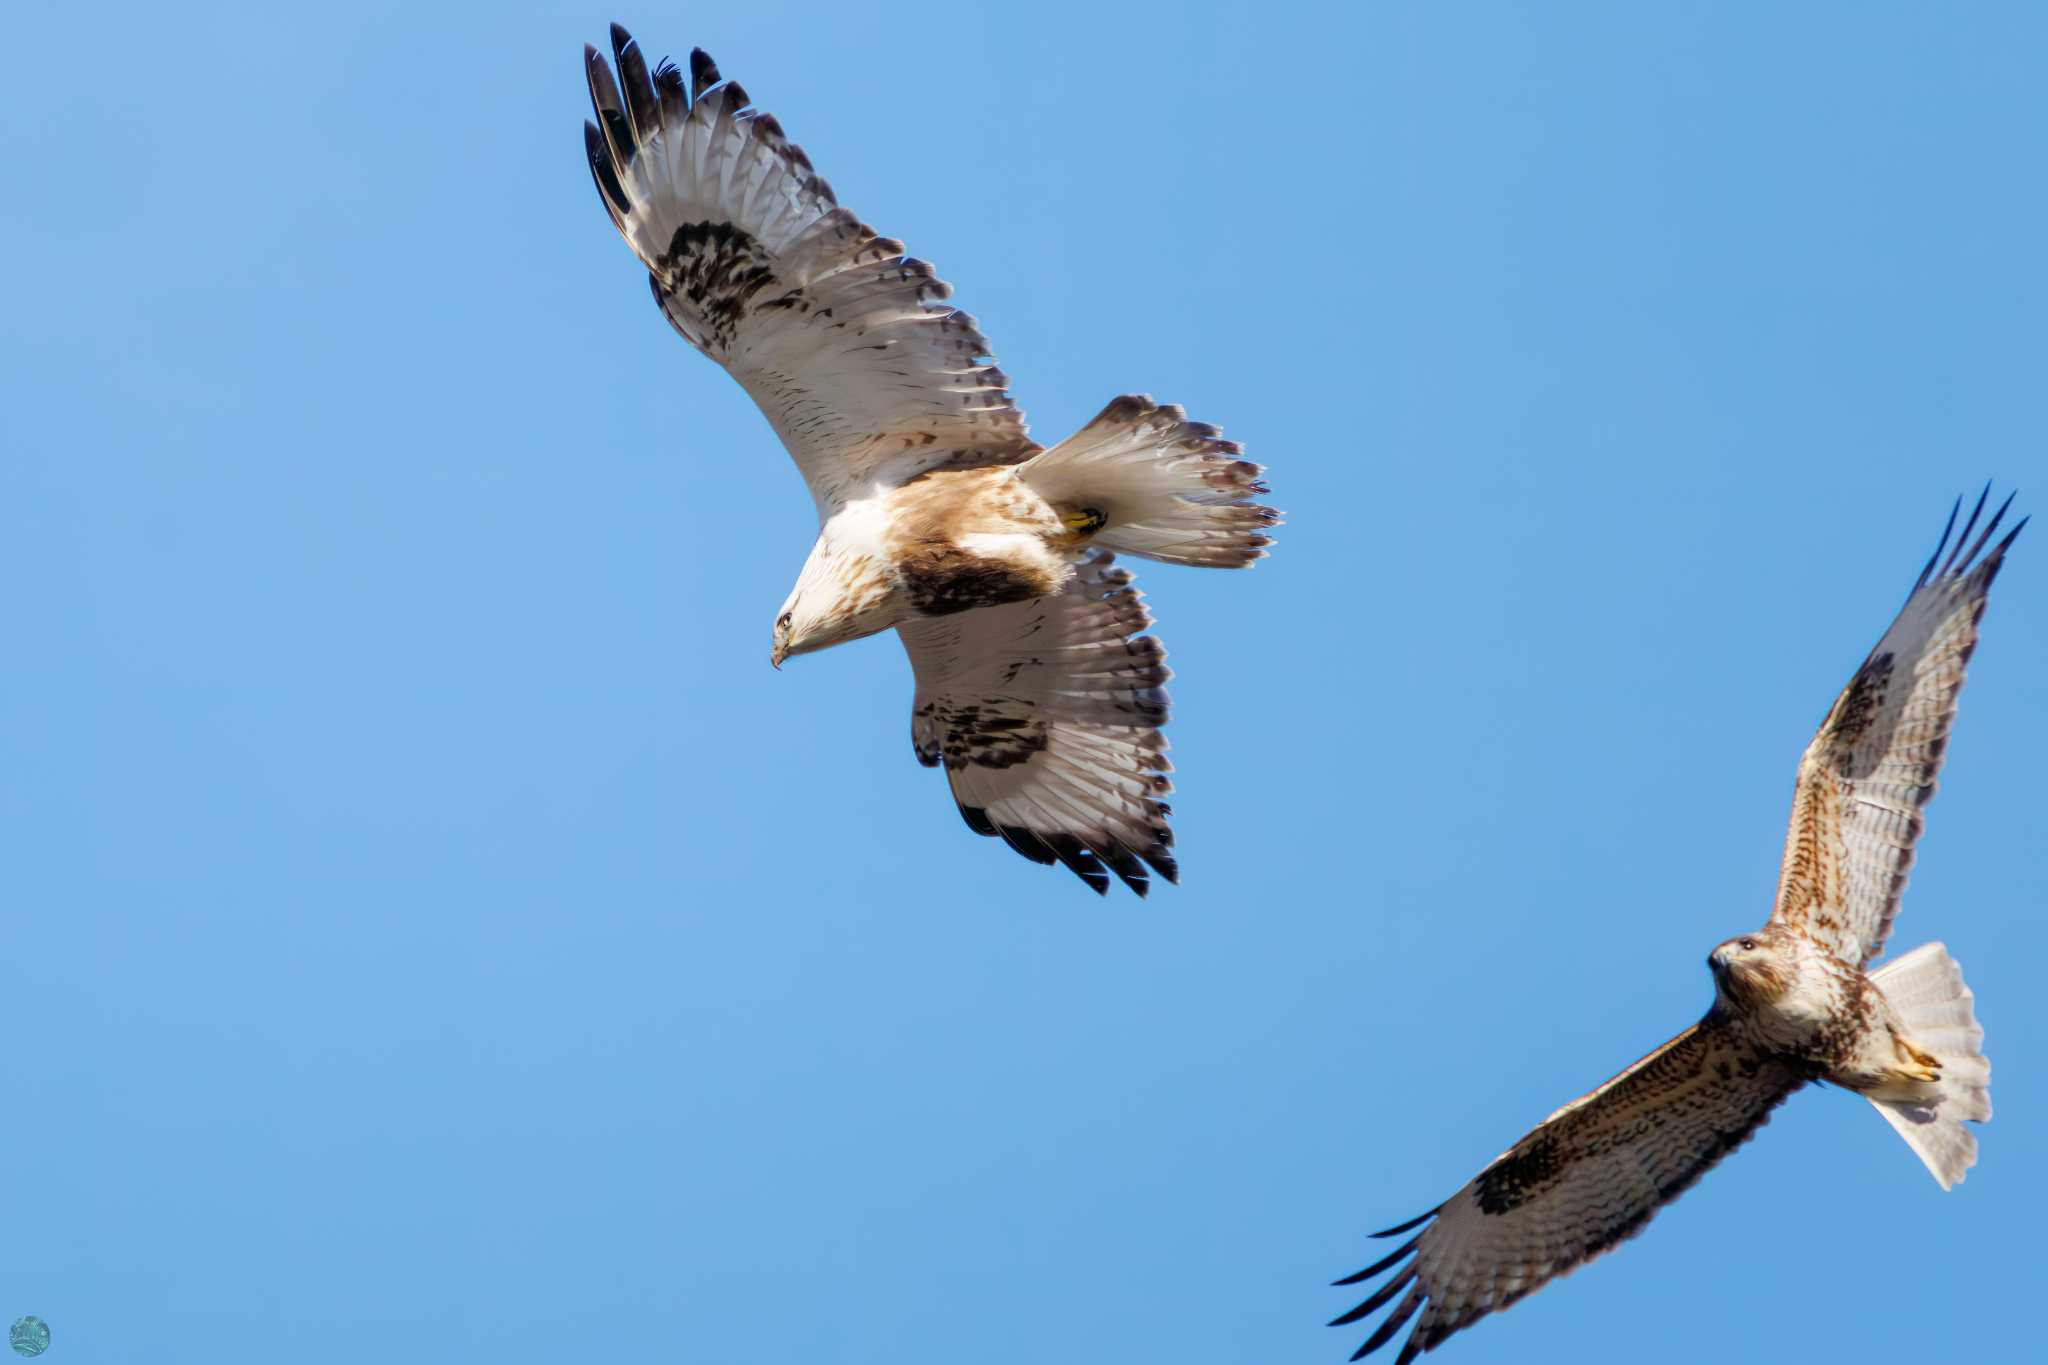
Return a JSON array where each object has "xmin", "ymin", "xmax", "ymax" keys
[{"xmin": 901, "ymin": 544, "xmax": 1054, "ymax": 616}]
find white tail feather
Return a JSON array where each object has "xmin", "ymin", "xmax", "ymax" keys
[
  {"xmin": 1019, "ymin": 395, "xmax": 1280, "ymax": 568},
  {"xmin": 1868, "ymin": 942, "xmax": 1990, "ymax": 1189}
]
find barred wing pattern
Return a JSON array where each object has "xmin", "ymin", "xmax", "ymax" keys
[
  {"xmin": 898, "ymin": 552, "xmax": 1178, "ymax": 895},
  {"xmin": 585, "ymin": 27, "xmax": 1034, "ymax": 520},
  {"xmin": 1331, "ymin": 1024, "xmax": 1803, "ymax": 1363},
  {"xmin": 1769, "ymin": 490, "xmax": 2025, "ymax": 966}
]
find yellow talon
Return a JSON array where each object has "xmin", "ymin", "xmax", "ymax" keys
[{"xmin": 1062, "ymin": 506, "xmax": 1108, "ymax": 537}]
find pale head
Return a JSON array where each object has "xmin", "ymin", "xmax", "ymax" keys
[
  {"xmin": 1707, "ymin": 927, "xmax": 1800, "ymax": 1009},
  {"xmin": 769, "ymin": 536, "xmax": 900, "ymax": 668}
]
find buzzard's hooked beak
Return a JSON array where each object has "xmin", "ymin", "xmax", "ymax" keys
[{"xmin": 772, "ymin": 612, "xmax": 793, "ymax": 669}]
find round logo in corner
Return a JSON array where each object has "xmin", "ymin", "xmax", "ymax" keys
[{"xmin": 7, "ymin": 1318, "xmax": 49, "ymax": 1358}]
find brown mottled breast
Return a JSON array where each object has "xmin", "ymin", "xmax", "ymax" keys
[{"xmin": 1811, "ymin": 962, "xmax": 1888, "ymax": 1073}]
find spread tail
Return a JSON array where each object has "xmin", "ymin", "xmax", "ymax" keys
[
  {"xmin": 1867, "ymin": 942, "xmax": 1990, "ymax": 1189},
  {"xmin": 1019, "ymin": 395, "xmax": 1280, "ymax": 568}
]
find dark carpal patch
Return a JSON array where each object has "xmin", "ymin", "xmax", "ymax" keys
[
  {"xmin": 1475, "ymin": 1133, "xmax": 1565, "ymax": 1215},
  {"xmin": 915, "ymin": 699, "xmax": 1050, "ymax": 772},
  {"xmin": 900, "ymin": 544, "xmax": 1053, "ymax": 617},
  {"xmin": 1829, "ymin": 650, "xmax": 1894, "ymax": 755},
  {"xmin": 655, "ymin": 220, "xmax": 778, "ymax": 352}
]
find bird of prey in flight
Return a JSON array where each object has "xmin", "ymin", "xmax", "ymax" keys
[
  {"xmin": 581, "ymin": 26, "xmax": 1278, "ymax": 895},
  {"xmin": 1332, "ymin": 490, "xmax": 2021, "ymax": 1362}
]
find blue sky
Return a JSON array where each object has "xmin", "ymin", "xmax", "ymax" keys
[{"xmin": 3, "ymin": 3, "xmax": 2044, "ymax": 1362}]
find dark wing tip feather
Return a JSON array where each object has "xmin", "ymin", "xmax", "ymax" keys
[
  {"xmin": 583, "ymin": 121, "xmax": 630, "ymax": 221},
  {"xmin": 1332, "ymin": 1235, "xmax": 1423, "ymax": 1288},
  {"xmin": 1329, "ymin": 1205, "xmax": 1439, "ymax": 1356},
  {"xmin": 1092, "ymin": 840, "xmax": 1152, "ymax": 897},
  {"xmin": 1350, "ymin": 1286, "xmax": 1426, "ymax": 1363},
  {"xmin": 584, "ymin": 44, "xmax": 635, "ymax": 168},
  {"xmin": 1145, "ymin": 847, "xmax": 1180, "ymax": 885},
  {"xmin": 1995, "ymin": 513, "xmax": 2029, "ymax": 560},
  {"xmin": 651, "ymin": 56, "xmax": 688, "ymax": 119},
  {"xmin": 1916, "ymin": 494, "xmax": 1963, "ymax": 591},
  {"xmin": 1042, "ymin": 832, "xmax": 1112, "ymax": 896},
  {"xmin": 995, "ymin": 823, "xmax": 1059, "ymax": 868},
  {"xmin": 967, "ymin": 813, "xmax": 1161, "ymax": 897},
  {"xmin": 689, "ymin": 48, "xmax": 721, "ymax": 100},
  {"xmin": 1328, "ymin": 1209, "xmax": 1437, "ymax": 1364},
  {"xmin": 1942, "ymin": 483, "xmax": 1993, "ymax": 578},
  {"xmin": 1951, "ymin": 485, "xmax": 2015, "ymax": 577},
  {"xmin": 1916, "ymin": 486, "xmax": 2025, "ymax": 593},
  {"xmin": 1371, "ymin": 1205, "xmax": 1441, "ymax": 1239},
  {"xmin": 1330, "ymin": 1267, "xmax": 1418, "ymax": 1327},
  {"xmin": 606, "ymin": 22, "xmax": 633, "ymax": 71},
  {"xmin": 609, "ymin": 27, "xmax": 660, "ymax": 146}
]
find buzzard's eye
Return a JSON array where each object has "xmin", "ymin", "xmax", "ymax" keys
[
  {"xmin": 1739, "ymin": 937, "xmax": 1758, "ymax": 951},
  {"xmin": 776, "ymin": 611, "xmax": 793, "ymax": 630}
]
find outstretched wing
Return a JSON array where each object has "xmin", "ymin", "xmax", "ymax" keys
[
  {"xmin": 584, "ymin": 27, "xmax": 1035, "ymax": 520},
  {"xmin": 898, "ymin": 552, "xmax": 1178, "ymax": 896},
  {"xmin": 1769, "ymin": 489, "xmax": 2025, "ymax": 966},
  {"xmin": 1331, "ymin": 1023, "xmax": 1804, "ymax": 1364}
]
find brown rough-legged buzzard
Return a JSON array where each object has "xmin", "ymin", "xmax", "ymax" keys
[
  {"xmin": 1333, "ymin": 490, "xmax": 2021, "ymax": 1362},
  {"xmin": 583, "ymin": 25, "xmax": 1278, "ymax": 894}
]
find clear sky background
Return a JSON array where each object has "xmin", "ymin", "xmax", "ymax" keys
[{"xmin": 3, "ymin": 3, "xmax": 2044, "ymax": 1363}]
